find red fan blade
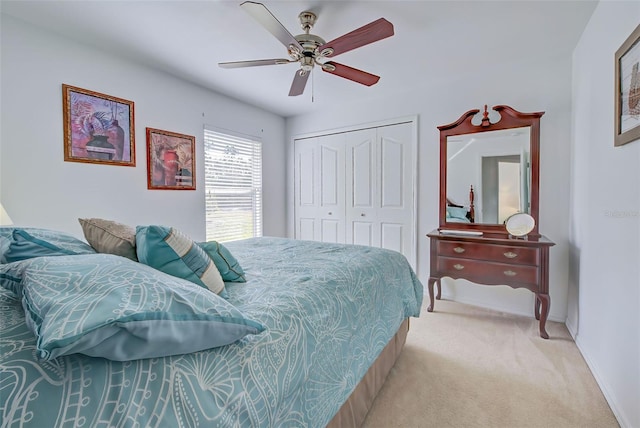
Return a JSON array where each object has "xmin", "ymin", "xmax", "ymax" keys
[
  {"xmin": 318, "ymin": 18, "xmax": 394, "ymax": 58},
  {"xmin": 289, "ymin": 70, "xmax": 310, "ymax": 96},
  {"xmin": 240, "ymin": 2, "xmax": 303, "ymax": 51},
  {"xmin": 219, "ymin": 59, "xmax": 291, "ymax": 68},
  {"xmin": 322, "ymin": 62, "xmax": 380, "ymax": 86}
]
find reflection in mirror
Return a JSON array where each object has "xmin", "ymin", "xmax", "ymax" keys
[{"xmin": 447, "ymin": 126, "xmax": 530, "ymax": 224}]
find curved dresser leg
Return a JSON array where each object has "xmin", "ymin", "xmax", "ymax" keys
[
  {"xmin": 427, "ymin": 278, "xmax": 437, "ymax": 312},
  {"xmin": 534, "ymin": 298, "xmax": 541, "ymax": 321},
  {"xmin": 436, "ymin": 278, "xmax": 441, "ymax": 300},
  {"xmin": 536, "ymin": 293, "xmax": 550, "ymax": 339}
]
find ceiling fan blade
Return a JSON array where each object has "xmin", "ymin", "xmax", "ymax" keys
[
  {"xmin": 240, "ymin": 1, "xmax": 303, "ymax": 51},
  {"xmin": 322, "ymin": 62, "xmax": 380, "ymax": 86},
  {"xmin": 318, "ymin": 18, "xmax": 394, "ymax": 58},
  {"xmin": 219, "ymin": 59, "xmax": 291, "ymax": 69},
  {"xmin": 289, "ymin": 70, "xmax": 310, "ymax": 96}
]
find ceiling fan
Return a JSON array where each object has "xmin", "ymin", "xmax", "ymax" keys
[{"xmin": 219, "ymin": 1, "xmax": 394, "ymax": 96}]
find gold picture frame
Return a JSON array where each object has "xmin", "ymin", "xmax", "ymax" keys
[
  {"xmin": 615, "ymin": 24, "xmax": 640, "ymax": 147},
  {"xmin": 62, "ymin": 84, "xmax": 135, "ymax": 165},
  {"xmin": 146, "ymin": 127, "xmax": 196, "ymax": 190}
]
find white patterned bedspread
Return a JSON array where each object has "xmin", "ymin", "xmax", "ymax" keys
[{"xmin": 0, "ymin": 237, "xmax": 423, "ymax": 427}]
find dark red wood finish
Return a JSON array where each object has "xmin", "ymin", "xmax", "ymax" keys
[
  {"xmin": 319, "ymin": 18, "xmax": 394, "ymax": 58},
  {"xmin": 438, "ymin": 105, "xmax": 545, "ymax": 235},
  {"xmin": 427, "ymin": 230, "xmax": 555, "ymax": 338}
]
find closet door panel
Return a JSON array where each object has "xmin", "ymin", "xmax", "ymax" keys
[
  {"xmin": 376, "ymin": 123, "xmax": 415, "ymax": 263},
  {"xmin": 346, "ymin": 129, "xmax": 378, "ymax": 246},
  {"xmin": 320, "ymin": 145, "xmax": 340, "ymax": 206},
  {"xmin": 299, "ymin": 218, "xmax": 315, "ymax": 241},
  {"xmin": 321, "ymin": 219, "xmax": 341, "ymax": 243},
  {"xmin": 380, "ymin": 222, "xmax": 404, "ymax": 254},
  {"xmin": 352, "ymin": 221, "xmax": 373, "ymax": 246},
  {"xmin": 380, "ymin": 138, "xmax": 404, "ymax": 208},
  {"xmin": 298, "ymin": 148, "xmax": 315, "ymax": 206},
  {"xmin": 294, "ymin": 138, "xmax": 318, "ymax": 240},
  {"xmin": 351, "ymin": 137, "xmax": 375, "ymax": 208},
  {"xmin": 317, "ymin": 134, "xmax": 346, "ymax": 243}
]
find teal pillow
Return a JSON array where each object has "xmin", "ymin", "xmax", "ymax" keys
[
  {"xmin": 4, "ymin": 229, "xmax": 95, "ymax": 263},
  {"xmin": 446, "ymin": 206, "xmax": 468, "ymax": 220},
  {"xmin": 136, "ymin": 225, "xmax": 226, "ymax": 296},
  {"xmin": 20, "ymin": 254, "xmax": 265, "ymax": 361},
  {"xmin": 0, "ymin": 260, "xmax": 27, "ymax": 295},
  {"xmin": 198, "ymin": 241, "xmax": 246, "ymax": 282}
]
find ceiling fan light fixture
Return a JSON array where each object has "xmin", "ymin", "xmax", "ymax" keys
[
  {"xmin": 321, "ymin": 63, "xmax": 336, "ymax": 72},
  {"xmin": 300, "ymin": 56, "xmax": 314, "ymax": 71},
  {"xmin": 319, "ymin": 47, "xmax": 334, "ymax": 58}
]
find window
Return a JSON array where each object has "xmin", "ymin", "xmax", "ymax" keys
[{"xmin": 204, "ymin": 128, "xmax": 262, "ymax": 242}]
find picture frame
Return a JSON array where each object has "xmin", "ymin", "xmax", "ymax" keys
[
  {"xmin": 146, "ymin": 128, "xmax": 196, "ymax": 190},
  {"xmin": 615, "ymin": 24, "xmax": 640, "ymax": 147},
  {"xmin": 62, "ymin": 84, "xmax": 135, "ymax": 165}
]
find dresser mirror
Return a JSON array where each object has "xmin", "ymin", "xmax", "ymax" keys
[{"xmin": 438, "ymin": 105, "xmax": 544, "ymax": 235}]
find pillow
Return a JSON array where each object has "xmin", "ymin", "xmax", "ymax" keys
[
  {"xmin": 4, "ymin": 228, "xmax": 95, "ymax": 263},
  {"xmin": 198, "ymin": 241, "xmax": 246, "ymax": 282},
  {"xmin": 0, "ymin": 260, "xmax": 29, "ymax": 295},
  {"xmin": 20, "ymin": 254, "xmax": 265, "ymax": 361},
  {"xmin": 446, "ymin": 206, "xmax": 469, "ymax": 221},
  {"xmin": 78, "ymin": 218, "xmax": 137, "ymax": 261},
  {"xmin": 0, "ymin": 235, "xmax": 11, "ymax": 262},
  {"xmin": 136, "ymin": 225, "xmax": 226, "ymax": 296}
]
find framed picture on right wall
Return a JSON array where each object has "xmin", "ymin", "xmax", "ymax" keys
[{"xmin": 615, "ymin": 24, "xmax": 640, "ymax": 147}]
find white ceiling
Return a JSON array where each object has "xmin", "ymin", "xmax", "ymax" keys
[{"xmin": 0, "ymin": 0, "xmax": 598, "ymax": 118}]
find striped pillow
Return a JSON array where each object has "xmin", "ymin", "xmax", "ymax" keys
[{"xmin": 135, "ymin": 225, "xmax": 226, "ymax": 296}]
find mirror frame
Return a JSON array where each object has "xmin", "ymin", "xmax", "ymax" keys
[{"xmin": 438, "ymin": 105, "xmax": 544, "ymax": 235}]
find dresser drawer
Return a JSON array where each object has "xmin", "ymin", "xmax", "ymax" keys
[
  {"xmin": 437, "ymin": 256, "xmax": 539, "ymax": 286},
  {"xmin": 438, "ymin": 241, "xmax": 539, "ymax": 265}
]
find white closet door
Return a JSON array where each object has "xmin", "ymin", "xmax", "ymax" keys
[
  {"xmin": 345, "ymin": 123, "xmax": 414, "ymax": 265},
  {"xmin": 294, "ymin": 118, "xmax": 416, "ymax": 268},
  {"xmin": 377, "ymin": 123, "xmax": 414, "ymax": 262},
  {"xmin": 294, "ymin": 137, "xmax": 318, "ymax": 241},
  {"xmin": 294, "ymin": 134, "xmax": 345, "ymax": 243},
  {"xmin": 345, "ymin": 128, "xmax": 377, "ymax": 247}
]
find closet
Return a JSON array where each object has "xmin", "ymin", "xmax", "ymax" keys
[{"xmin": 294, "ymin": 119, "xmax": 417, "ymax": 268}]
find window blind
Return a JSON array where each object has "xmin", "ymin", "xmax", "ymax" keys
[{"xmin": 204, "ymin": 128, "xmax": 262, "ymax": 242}]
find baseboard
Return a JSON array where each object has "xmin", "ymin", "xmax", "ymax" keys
[
  {"xmin": 564, "ymin": 316, "xmax": 578, "ymax": 340},
  {"xmin": 573, "ymin": 336, "xmax": 627, "ymax": 427}
]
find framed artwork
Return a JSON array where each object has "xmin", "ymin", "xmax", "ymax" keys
[
  {"xmin": 615, "ymin": 24, "xmax": 640, "ymax": 147},
  {"xmin": 62, "ymin": 84, "xmax": 135, "ymax": 165},
  {"xmin": 146, "ymin": 128, "xmax": 196, "ymax": 190}
]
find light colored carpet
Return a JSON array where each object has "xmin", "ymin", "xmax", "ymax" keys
[{"xmin": 362, "ymin": 299, "xmax": 619, "ymax": 428}]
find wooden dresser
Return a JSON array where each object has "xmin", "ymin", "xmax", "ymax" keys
[{"xmin": 427, "ymin": 230, "xmax": 555, "ymax": 338}]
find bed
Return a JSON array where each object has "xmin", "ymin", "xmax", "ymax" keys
[{"xmin": 0, "ymin": 226, "xmax": 423, "ymax": 427}]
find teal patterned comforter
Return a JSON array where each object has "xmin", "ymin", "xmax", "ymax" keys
[{"xmin": 1, "ymin": 237, "xmax": 423, "ymax": 427}]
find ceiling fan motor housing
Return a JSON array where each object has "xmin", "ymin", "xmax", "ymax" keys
[{"xmin": 298, "ymin": 11, "xmax": 317, "ymax": 32}]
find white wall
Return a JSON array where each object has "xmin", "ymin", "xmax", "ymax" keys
[
  {"xmin": 0, "ymin": 14, "xmax": 287, "ymax": 241},
  {"xmin": 287, "ymin": 56, "xmax": 573, "ymax": 324},
  {"xmin": 569, "ymin": 2, "xmax": 640, "ymax": 427}
]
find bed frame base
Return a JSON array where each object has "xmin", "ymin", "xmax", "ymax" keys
[{"xmin": 326, "ymin": 318, "xmax": 410, "ymax": 427}]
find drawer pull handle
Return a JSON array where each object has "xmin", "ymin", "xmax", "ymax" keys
[
  {"xmin": 453, "ymin": 247, "xmax": 465, "ymax": 254},
  {"xmin": 503, "ymin": 251, "xmax": 518, "ymax": 259},
  {"xmin": 503, "ymin": 270, "xmax": 517, "ymax": 277},
  {"xmin": 453, "ymin": 264, "xmax": 465, "ymax": 270}
]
